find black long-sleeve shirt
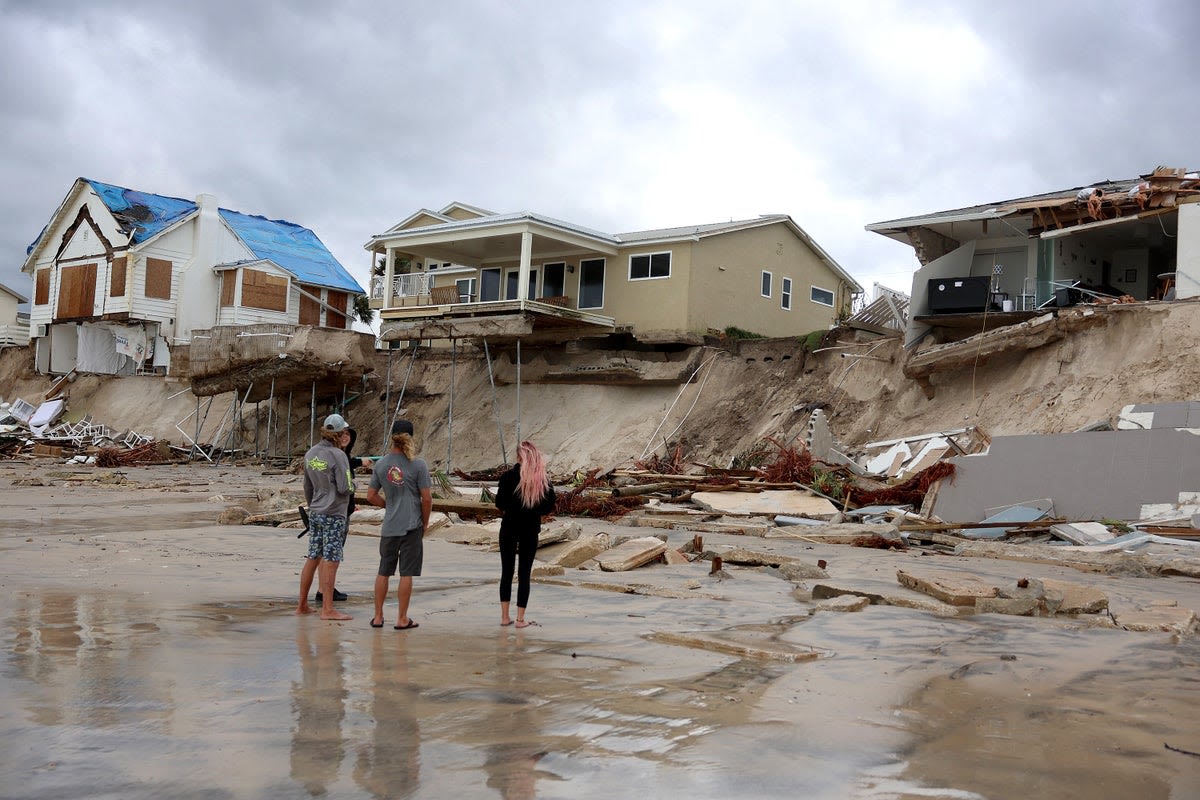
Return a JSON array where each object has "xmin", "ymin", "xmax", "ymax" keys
[{"xmin": 494, "ymin": 464, "xmax": 557, "ymax": 534}]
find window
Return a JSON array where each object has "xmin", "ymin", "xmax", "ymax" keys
[
  {"xmin": 111, "ymin": 256, "xmax": 127, "ymax": 298},
  {"xmin": 579, "ymin": 258, "xmax": 605, "ymax": 308},
  {"xmin": 326, "ymin": 290, "xmax": 348, "ymax": 328},
  {"xmin": 219, "ymin": 270, "xmax": 236, "ymax": 306},
  {"xmin": 810, "ymin": 285, "xmax": 834, "ymax": 307},
  {"xmin": 505, "ymin": 268, "xmax": 537, "ymax": 300},
  {"xmin": 145, "ymin": 258, "xmax": 172, "ymax": 300},
  {"xmin": 781, "ymin": 277, "xmax": 793, "ymax": 310},
  {"xmin": 761, "ymin": 270, "xmax": 772, "ymax": 298},
  {"xmin": 241, "ymin": 268, "xmax": 288, "ymax": 312},
  {"xmin": 542, "ymin": 262, "xmax": 565, "ymax": 298},
  {"xmin": 455, "ymin": 277, "xmax": 476, "ymax": 303},
  {"xmin": 480, "ymin": 268, "xmax": 501, "ymax": 301},
  {"xmin": 35, "ymin": 269, "xmax": 50, "ymax": 305},
  {"xmin": 629, "ymin": 251, "xmax": 670, "ymax": 280}
]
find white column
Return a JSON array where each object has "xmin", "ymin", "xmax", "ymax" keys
[
  {"xmin": 517, "ymin": 230, "xmax": 533, "ymax": 301},
  {"xmin": 384, "ymin": 248, "xmax": 396, "ymax": 309}
]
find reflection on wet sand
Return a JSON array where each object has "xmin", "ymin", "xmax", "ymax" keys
[
  {"xmin": 290, "ymin": 623, "xmax": 347, "ymax": 796},
  {"xmin": 353, "ymin": 632, "xmax": 421, "ymax": 798},
  {"xmin": 483, "ymin": 629, "xmax": 551, "ymax": 799},
  {"xmin": 7, "ymin": 592, "xmax": 171, "ymax": 731}
]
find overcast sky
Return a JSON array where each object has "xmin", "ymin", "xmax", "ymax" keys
[{"xmin": 2, "ymin": 0, "xmax": 1197, "ymax": 311}]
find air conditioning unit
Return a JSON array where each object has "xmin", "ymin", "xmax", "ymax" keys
[{"xmin": 36, "ymin": 324, "xmax": 49, "ymax": 338}]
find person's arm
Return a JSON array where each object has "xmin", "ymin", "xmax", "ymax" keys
[
  {"xmin": 303, "ymin": 471, "xmax": 314, "ymax": 505},
  {"xmin": 538, "ymin": 483, "xmax": 557, "ymax": 516},
  {"xmin": 494, "ymin": 470, "xmax": 514, "ymax": 511},
  {"xmin": 420, "ymin": 487, "xmax": 433, "ymax": 532},
  {"xmin": 366, "ymin": 466, "xmax": 386, "ymax": 508}
]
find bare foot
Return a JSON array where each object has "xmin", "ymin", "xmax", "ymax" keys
[
  {"xmin": 296, "ymin": 605, "xmax": 315, "ymax": 615},
  {"xmin": 515, "ymin": 620, "xmax": 536, "ymax": 628},
  {"xmin": 500, "ymin": 619, "xmax": 514, "ymax": 627},
  {"xmin": 320, "ymin": 610, "xmax": 353, "ymax": 621}
]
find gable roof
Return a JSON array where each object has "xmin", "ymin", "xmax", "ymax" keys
[
  {"xmin": 85, "ymin": 178, "xmax": 198, "ymax": 244},
  {"xmin": 0, "ymin": 281, "xmax": 28, "ymax": 304},
  {"xmin": 369, "ymin": 206, "xmax": 861, "ymax": 292},
  {"xmin": 24, "ymin": 178, "xmax": 362, "ymax": 295},
  {"xmin": 219, "ymin": 209, "xmax": 364, "ymax": 293}
]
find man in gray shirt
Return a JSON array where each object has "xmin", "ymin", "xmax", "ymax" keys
[
  {"xmin": 366, "ymin": 419, "xmax": 432, "ymax": 630},
  {"xmin": 297, "ymin": 413, "xmax": 354, "ymax": 621}
]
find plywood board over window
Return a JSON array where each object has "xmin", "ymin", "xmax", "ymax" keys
[
  {"xmin": 326, "ymin": 290, "xmax": 348, "ymax": 329},
  {"xmin": 111, "ymin": 256, "xmax": 127, "ymax": 297},
  {"xmin": 56, "ymin": 262, "xmax": 97, "ymax": 319},
  {"xmin": 145, "ymin": 258, "xmax": 173, "ymax": 300},
  {"xmin": 298, "ymin": 287, "xmax": 321, "ymax": 325},
  {"xmin": 35, "ymin": 269, "xmax": 50, "ymax": 305},
  {"xmin": 220, "ymin": 270, "xmax": 236, "ymax": 307},
  {"xmin": 241, "ymin": 268, "xmax": 288, "ymax": 312}
]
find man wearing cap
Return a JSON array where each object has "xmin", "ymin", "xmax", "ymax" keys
[
  {"xmin": 366, "ymin": 419, "xmax": 432, "ymax": 630},
  {"xmin": 297, "ymin": 413, "xmax": 354, "ymax": 621}
]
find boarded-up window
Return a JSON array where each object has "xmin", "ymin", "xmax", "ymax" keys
[
  {"xmin": 220, "ymin": 270, "xmax": 236, "ymax": 307},
  {"xmin": 145, "ymin": 258, "xmax": 173, "ymax": 300},
  {"xmin": 56, "ymin": 263, "xmax": 97, "ymax": 320},
  {"xmin": 111, "ymin": 256, "xmax": 127, "ymax": 297},
  {"xmin": 326, "ymin": 290, "xmax": 348, "ymax": 329},
  {"xmin": 35, "ymin": 269, "xmax": 50, "ymax": 305},
  {"xmin": 298, "ymin": 286, "xmax": 321, "ymax": 326},
  {"xmin": 241, "ymin": 268, "xmax": 288, "ymax": 312}
]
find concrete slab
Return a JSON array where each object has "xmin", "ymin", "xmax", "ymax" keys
[
  {"xmin": 691, "ymin": 490, "xmax": 839, "ymax": 518},
  {"xmin": 594, "ymin": 536, "xmax": 667, "ymax": 572},
  {"xmin": 896, "ymin": 569, "xmax": 999, "ymax": 606},
  {"xmin": 932, "ymin": 429, "xmax": 1200, "ymax": 523},
  {"xmin": 812, "ymin": 594, "xmax": 870, "ymax": 612},
  {"xmin": 1050, "ymin": 522, "xmax": 1116, "ymax": 546}
]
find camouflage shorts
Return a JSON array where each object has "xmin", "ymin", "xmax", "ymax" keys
[{"xmin": 306, "ymin": 513, "xmax": 347, "ymax": 562}]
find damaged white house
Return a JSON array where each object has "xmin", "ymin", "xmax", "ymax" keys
[
  {"xmin": 866, "ymin": 166, "xmax": 1200, "ymax": 349},
  {"xmin": 21, "ymin": 178, "xmax": 365, "ymax": 376}
]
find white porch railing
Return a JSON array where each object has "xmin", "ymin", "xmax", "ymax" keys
[{"xmin": 370, "ymin": 272, "xmax": 434, "ymax": 301}]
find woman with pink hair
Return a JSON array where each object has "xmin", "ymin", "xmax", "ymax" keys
[{"xmin": 494, "ymin": 440, "xmax": 557, "ymax": 628}]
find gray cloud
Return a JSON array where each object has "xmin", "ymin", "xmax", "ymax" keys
[{"xmin": 2, "ymin": 0, "xmax": 1197, "ymax": 305}]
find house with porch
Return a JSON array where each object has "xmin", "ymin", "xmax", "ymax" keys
[
  {"xmin": 366, "ymin": 202, "xmax": 862, "ymax": 346},
  {"xmin": 22, "ymin": 178, "xmax": 365, "ymax": 375},
  {"xmin": 866, "ymin": 166, "xmax": 1200, "ymax": 348}
]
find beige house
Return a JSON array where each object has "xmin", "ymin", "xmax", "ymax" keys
[
  {"xmin": 0, "ymin": 281, "xmax": 30, "ymax": 347},
  {"xmin": 366, "ymin": 203, "xmax": 861, "ymax": 344}
]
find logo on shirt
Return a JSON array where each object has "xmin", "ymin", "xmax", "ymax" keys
[
  {"xmin": 387, "ymin": 465, "xmax": 404, "ymax": 485},
  {"xmin": 307, "ymin": 456, "xmax": 329, "ymax": 471}
]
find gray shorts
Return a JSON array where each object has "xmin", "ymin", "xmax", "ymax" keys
[{"xmin": 378, "ymin": 529, "xmax": 423, "ymax": 577}]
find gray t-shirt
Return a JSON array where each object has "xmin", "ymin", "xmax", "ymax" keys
[
  {"xmin": 369, "ymin": 452, "xmax": 432, "ymax": 536},
  {"xmin": 303, "ymin": 439, "xmax": 352, "ymax": 517}
]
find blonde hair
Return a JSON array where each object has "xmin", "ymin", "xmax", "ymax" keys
[
  {"xmin": 390, "ymin": 431, "xmax": 416, "ymax": 459},
  {"xmin": 320, "ymin": 428, "xmax": 345, "ymax": 445}
]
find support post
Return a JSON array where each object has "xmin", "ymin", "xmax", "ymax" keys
[
  {"xmin": 482, "ymin": 338, "xmax": 507, "ymax": 465},
  {"xmin": 447, "ymin": 338, "xmax": 456, "ymax": 473},
  {"xmin": 515, "ymin": 337, "xmax": 522, "ymax": 445}
]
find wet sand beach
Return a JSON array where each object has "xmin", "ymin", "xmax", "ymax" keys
[{"xmin": 2, "ymin": 463, "xmax": 1199, "ymax": 799}]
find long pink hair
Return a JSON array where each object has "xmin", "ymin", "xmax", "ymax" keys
[{"xmin": 515, "ymin": 440, "xmax": 550, "ymax": 508}]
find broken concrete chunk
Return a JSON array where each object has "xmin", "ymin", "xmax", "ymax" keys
[
  {"xmin": 530, "ymin": 563, "xmax": 565, "ymax": 577},
  {"xmin": 975, "ymin": 596, "xmax": 1041, "ymax": 616},
  {"xmin": 217, "ymin": 506, "xmax": 250, "ymax": 525},
  {"xmin": 766, "ymin": 522, "xmax": 900, "ymax": 543},
  {"xmin": 595, "ymin": 536, "xmax": 667, "ymax": 572},
  {"xmin": 706, "ymin": 547, "xmax": 800, "ymax": 568},
  {"xmin": 1112, "ymin": 606, "xmax": 1197, "ymax": 635},
  {"xmin": 812, "ymin": 594, "xmax": 870, "ymax": 612},
  {"xmin": 896, "ymin": 569, "xmax": 999, "ymax": 606},
  {"xmin": 650, "ymin": 631, "xmax": 823, "ymax": 662},
  {"xmin": 662, "ymin": 549, "xmax": 690, "ymax": 566},
  {"xmin": 543, "ymin": 534, "xmax": 612, "ymax": 568},
  {"xmin": 691, "ymin": 489, "xmax": 839, "ymax": 519},
  {"xmin": 777, "ymin": 561, "xmax": 831, "ymax": 581},
  {"xmin": 1042, "ymin": 578, "xmax": 1108, "ymax": 614},
  {"xmin": 1050, "ymin": 522, "xmax": 1117, "ymax": 545}
]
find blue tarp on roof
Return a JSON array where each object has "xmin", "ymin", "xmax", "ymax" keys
[
  {"xmin": 219, "ymin": 209, "xmax": 363, "ymax": 294},
  {"xmin": 85, "ymin": 178, "xmax": 198, "ymax": 243}
]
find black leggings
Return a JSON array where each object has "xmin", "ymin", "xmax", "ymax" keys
[{"xmin": 499, "ymin": 528, "xmax": 539, "ymax": 608}]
